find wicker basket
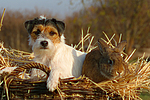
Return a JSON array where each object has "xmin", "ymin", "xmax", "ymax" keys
[{"xmin": 0, "ymin": 64, "xmax": 123, "ymax": 100}]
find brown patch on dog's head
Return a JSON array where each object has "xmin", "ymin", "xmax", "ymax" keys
[
  {"xmin": 25, "ymin": 17, "xmax": 65, "ymax": 44},
  {"xmin": 44, "ymin": 25, "xmax": 61, "ymax": 44},
  {"xmin": 30, "ymin": 24, "xmax": 44, "ymax": 40},
  {"xmin": 24, "ymin": 17, "xmax": 65, "ymax": 36}
]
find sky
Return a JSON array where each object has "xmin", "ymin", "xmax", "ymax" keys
[{"xmin": 0, "ymin": 0, "xmax": 86, "ymax": 19}]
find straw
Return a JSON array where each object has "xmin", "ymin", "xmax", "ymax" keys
[{"xmin": 0, "ymin": 8, "xmax": 6, "ymax": 31}]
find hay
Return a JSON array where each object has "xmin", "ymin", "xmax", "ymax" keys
[
  {"xmin": 0, "ymin": 9, "xmax": 150, "ymax": 99},
  {"xmin": 0, "ymin": 34, "xmax": 149, "ymax": 99},
  {"xmin": 0, "ymin": 8, "xmax": 5, "ymax": 31},
  {"xmin": 96, "ymin": 60, "xmax": 150, "ymax": 100},
  {"xmin": 0, "ymin": 43, "xmax": 33, "ymax": 68}
]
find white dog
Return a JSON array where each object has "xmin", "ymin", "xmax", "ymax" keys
[{"xmin": 0, "ymin": 16, "xmax": 86, "ymax": 92}]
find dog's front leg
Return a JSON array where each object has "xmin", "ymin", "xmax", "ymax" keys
[
  {"xmin": 0, "ymin": 67, "xmax": 17, "ymax": 74},
  {"xmin": 47, "ymin": 68, "xmax": 60, "ymax": 92}
]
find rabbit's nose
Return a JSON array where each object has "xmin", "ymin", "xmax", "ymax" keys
[
  {"xmin": 116, "ymin": 71, "xmax": 120, "ymax": 76},
  {"xmin": 120, "ymin": 71, "xmax": 124, "ymax": 76},
  {"xmin": 116, "ymin": 71, "xmax": 124, "ymax": 76}
]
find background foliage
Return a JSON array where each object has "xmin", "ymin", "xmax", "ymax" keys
[{"xmin": 0, "ymin": 0, "xmax": 150, "ymax": 56}]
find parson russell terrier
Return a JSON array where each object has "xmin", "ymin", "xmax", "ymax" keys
[{"xmin": 0, "ymin": 16, "xmax": 86, "ymax": 92}]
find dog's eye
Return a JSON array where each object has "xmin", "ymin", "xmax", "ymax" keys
[
  {"xmin": 108, "ymin": 59, "xmax": 113, "ymax": 65},
  {"xmin": 49, "ymin": 31, "xmax": 56, "ymax": 36},
  {"xmin": 33, "ymin": 29, "xmax": 41, "ymax": 35}
]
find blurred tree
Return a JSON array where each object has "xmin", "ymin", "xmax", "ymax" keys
[
  {"xmin": 0, "ymin": 9, "xmax": 53, "ymax": 52},
  {"xmin": 65, "ymin": 0, "xmax": 150, "ymax": 54},
  {"xmin": 97, "ymin": 0, "xmax": 150, "ymax": 54},
  {"xmin": 0, "ymin": 10, "xmax": 29, "ymax": 51},
  {"xmin": 0, "ymin": 0, "xmax": 150, "ymax": 55}
]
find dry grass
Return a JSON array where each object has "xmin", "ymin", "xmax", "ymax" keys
[
  {"xmin": 73, "ymin": 27, "xmax": 97, "ymax": 53},
  {"xmin": 96, "ymin": 33, "xmax": 150, "ymax": 99},
  {"xmin": 0, "ymin": 32, "xmax": 149, "ymax": 99},
  {"xmin": 0, "ymin": 9, "xmax": 150, "ymax": 99},
  {"xmin": 0, "ymin": 8, "xmax": 6, "ymax": 31},
  {"xmin": 96, "ymin": 59, "xmax": 150, "ymax": 100}
]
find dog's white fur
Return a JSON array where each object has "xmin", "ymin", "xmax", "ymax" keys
[
  {"xmin": 0, "ymin": 33, "xmax": 86, "ymax": 91},
  {"xmin": 0, "ymin": 17, "xmax": 86, "ymax": 92},
  {"xmin": 30, "ymin": 34, "xmax": 86, "ymax": 91}
]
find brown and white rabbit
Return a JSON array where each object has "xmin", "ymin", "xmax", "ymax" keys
[{"xmin": 82, "ymin": 39, "xmax": 128, "ymax": 83}]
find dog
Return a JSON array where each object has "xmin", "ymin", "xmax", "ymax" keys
[
  {"xmin": 24, "ymin": 16, "xmax": 86, "ymax": 91},
  {"xmin": 0, "ymin": 16, "xmax": 86, "ymax": 92}
]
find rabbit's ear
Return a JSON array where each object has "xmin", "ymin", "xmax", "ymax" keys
[
  {"xmin": 115, "ymin": 41, "xmax": 127, "ymax": 52},
  {"xmin": 98, "ymin": 39, "xmax": 109, "ymax": 54}
]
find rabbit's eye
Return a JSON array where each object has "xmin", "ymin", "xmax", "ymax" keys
[{"xmin": 108, "ymin": 59, "xmax": 113, "ymax": 65}]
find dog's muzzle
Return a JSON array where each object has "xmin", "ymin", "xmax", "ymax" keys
[{"xmin": 40, "ymin": 40, "xmax": 48, "ymax": 49}]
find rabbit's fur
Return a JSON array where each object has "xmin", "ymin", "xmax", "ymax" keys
[{"xmin": 82, "ymin": 39, "xmax": 128, "ymax": 83}]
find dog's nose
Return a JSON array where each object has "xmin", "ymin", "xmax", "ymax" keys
[{"xmin": 40, "ymin": 41, "xmax": 48, "ymax": 48}]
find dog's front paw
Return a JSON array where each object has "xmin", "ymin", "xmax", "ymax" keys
[
  {"xmin": 0, "ymin": 67, "xmax": 17, "ymax": 74},
  {"xmin": 47, "ymin": 76, "xmax": 59, "ymax": 92}
]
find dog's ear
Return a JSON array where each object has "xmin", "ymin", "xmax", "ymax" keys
[
  {"xmin": 24, "ymin": 18, "xmax": 41, "ymax": 34},
  {"xmin": 51, "ymin": 18, "xmax": 65, "ymax": 35},
  {"xmin": 24, "ymin": 20, "xmax": 34, "ymax": 34}
]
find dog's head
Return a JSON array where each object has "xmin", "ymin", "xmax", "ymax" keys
[{"xmin": 24, "ymin": 16, "xmax": 65, "ymax": 57}]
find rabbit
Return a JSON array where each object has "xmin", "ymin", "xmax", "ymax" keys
[{"xmin": 82, "ymin": 39, "xmax": 128, "ymax": 83}]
